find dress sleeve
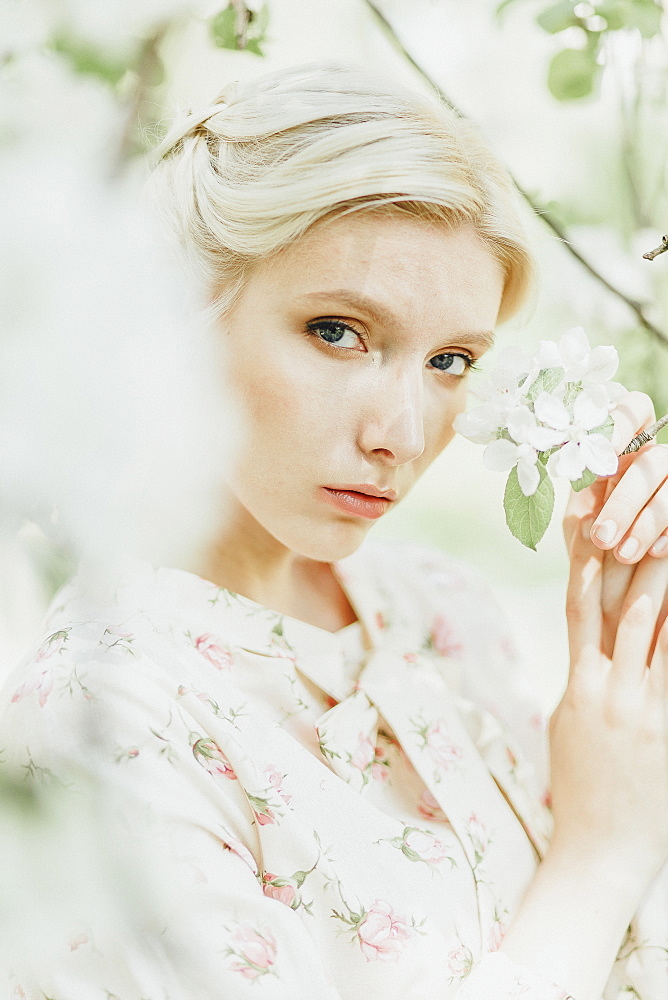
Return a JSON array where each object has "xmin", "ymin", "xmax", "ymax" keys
[
  {"xmin": 0, "ymin": 623, "xmax": 342, "ymax": 1000},
  {"xmin": 454, "ymin": 953, "xmax": 572, "ymax": 999}
]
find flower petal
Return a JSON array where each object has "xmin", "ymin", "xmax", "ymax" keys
[
  {"xmin": 530, "ymin": 426, "xmax": 565, "ymax": 451},
  {"xmin": 506, "ymin": 405, "xmax": 537, "ymax": 444},
  {"xmin": 573, "ymin": 392, "xmax": 608, "ymax": 431},
  {"xmin": 534, "ymin": 392, "xmax": 570, "ymax": 431},
  {"xmin": 579, "ymin": 434, "xmax": 619, "ymax": 476},
  {"xmin": 483, "ymin": 438, "xmax": 520, "ymax": 472},
  {"xmin": 558, "ymin": 327, "xmax": 590, "ymax": 378},
  {"xmin": 517, "ymin": 456, "xmax": 540, "ymax": 496},
  {"xmin": 453, "ymin": 409, "xmax": 499, "ymax": 444},
  {"xmin": 551, "ymin": 441, "xmax": 587, "ymax": 481},
  {"xmin": 583, "ymin": 345, "xmax": 619, "ymax": 383},
  {"xmin": 533, "ymin": 340, "xmax": 562, "ymax": 370}
]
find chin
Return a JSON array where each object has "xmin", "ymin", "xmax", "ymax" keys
[{"xmin": 287, "ymin": 519, "xmax": 374, "ymax": 564}]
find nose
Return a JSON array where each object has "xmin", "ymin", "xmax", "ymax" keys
[{"xmin": 357, "ymin": 366, "xmax": 426, "ymax": 466}]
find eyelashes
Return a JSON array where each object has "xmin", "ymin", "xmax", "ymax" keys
[{"xmin": 305, "ymin": 319, "xmax": 479, "ymax": 376}]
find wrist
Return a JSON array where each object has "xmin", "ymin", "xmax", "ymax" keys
[{"xmin": 545, "ymin": 835, "xmax": 660, "ymax": 906}]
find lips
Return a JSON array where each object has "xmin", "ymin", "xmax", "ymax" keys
[
  {"xmin": 328, "ymin": 484, "xmax": 398, "ymax": 501},
  {"xmin": 321, "ymin": 485, "xmax": 396, "ymax": 520}
]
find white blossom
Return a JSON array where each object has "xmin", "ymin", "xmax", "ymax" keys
[{"xmin": 456, "ymin": 329, "xmax": 622, "ymax": 497}]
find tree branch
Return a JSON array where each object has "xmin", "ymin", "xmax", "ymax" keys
[
  {"xmin": 362, "ymin": 0, "xmax": 668, "ymax": 350},
  {"xmin": 113, "ymin": 25, "xmax": 168, "ymax": 174}
]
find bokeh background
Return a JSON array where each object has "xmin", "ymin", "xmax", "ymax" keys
[{"xmin": 2, "ymin": 0, "xmax": 668, "ymax": 715}]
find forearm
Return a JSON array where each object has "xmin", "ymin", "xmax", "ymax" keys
[{"xmin": 499, "ymin": 848, "xmax": 643, "ymax": 1000}]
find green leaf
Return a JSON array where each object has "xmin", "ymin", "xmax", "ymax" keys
[
  {"xmin": 211, "ymin": 6, "xmax": 238, "ymax": 50},
  {"xmin": 50, "ymin": 34, "xmax": 130, "ymax": 85},
  {"xmin": 495, "ymin": 0, "xmax": 520, "ymax": 19},
  {"xmin": 537, "ymin": 1, "xmax": 581, "ymax": 34},
  {"xmin": 245, "ymin": 37, "xmax": 264, "ymax": 56},
  {"xmin": 570, "ymin": 469, "xmax": 598, "ymax": 492},
  {"xmin": 588, "ymin": 414, "xmax": 615, "ymax": 438},
  {"xmin": 526, "ymin": 366, "xmax": 566, "ymax": 402},
  {"xmin": 504, "ymin": 464, "xmax": 555, "ymax": 550},
  {"xmin": 547, "ymin": 46, "xmax": 599, "ymax": 100},
  {"xmin": 597, "ymin": 0, "xmax": 662, "ymax": 37}
]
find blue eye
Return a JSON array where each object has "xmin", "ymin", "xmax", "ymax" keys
[
  {"xmin": 307, "ymin": 320, "xmax": 363, "ymax": 350},
  {"xmin": 429, "ymin": 353, "xmax": 472, "ymax": 376}
]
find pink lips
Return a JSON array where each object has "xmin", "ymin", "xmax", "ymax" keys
[{"xmin": 321, "ymin": 484, "xmax": 396, "ymax": 520}]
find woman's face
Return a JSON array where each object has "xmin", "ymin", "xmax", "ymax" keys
[{"xmin": 219, "ymin": 212, "xmax": 505, "ymax": 562}]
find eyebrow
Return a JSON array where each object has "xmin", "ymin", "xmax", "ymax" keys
[{"xmin": 294, "ymin": 289, "xmax": 496, "ymax": 350}]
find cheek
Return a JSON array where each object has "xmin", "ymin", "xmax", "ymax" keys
[{"xmin": 426, "ymin": 383, "xmax": 467, "ymax": 455}]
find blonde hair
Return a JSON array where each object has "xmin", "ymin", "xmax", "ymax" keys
[{"xmin": 149, "ymin": 63, "xmax": 535, "ymax": 324}]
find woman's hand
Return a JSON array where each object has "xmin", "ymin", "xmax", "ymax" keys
[
  {"xmin": 550, "ymin": 526, "xmax": 668, "ymax": 884},
  {"xmin": 500, "ymin": 523, "xmax": 668, "ymax": 1000},
  {"xmin": 564, "ymin": 390, "xmax": 668, "ymax": 563}
]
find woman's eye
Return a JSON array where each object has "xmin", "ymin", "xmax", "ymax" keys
[
  {"xmin": 429, "ymin": 353, "xmax": 471, "ymax": 377},
  {"xmin": 307, "ymin": 320, "xmax": 364, "ymax": 351}
]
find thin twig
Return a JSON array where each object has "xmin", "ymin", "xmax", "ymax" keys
[
  {"xmin": 362, "ymin": 0, "xmax": 668, "ymax": 351},
  {"xmin": 230, "ymin": 0, "xmax": 251, "ymax": 49},
  {"xmin": 621, "ymin": 412, "xmax": 668, "ymax": 453},
  {"xmin": 643, "ymin": 236, "xmax": 668, "ymax": 261},
  {"xmin": 113, "ymin": 25, "xmax": 168, "ymax": 174}
]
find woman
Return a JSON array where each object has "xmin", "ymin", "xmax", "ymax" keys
[{"xmin": 2, "ymin": 64, "xmax": 667, "ymax": 1000}]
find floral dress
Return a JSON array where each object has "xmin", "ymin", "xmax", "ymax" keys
[{"xmin": 0, "ymin": 538, "xmax": 665, "ymax": 999}]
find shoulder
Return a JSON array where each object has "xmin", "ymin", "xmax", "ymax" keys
[{"xmin": 0, "ymin": 560, "xmax": 215, "ymax": 766}]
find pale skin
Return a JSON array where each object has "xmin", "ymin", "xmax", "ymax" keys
[{"xmin": 198, "ymin": 212, "xmax": 668, "ymax": 1000}]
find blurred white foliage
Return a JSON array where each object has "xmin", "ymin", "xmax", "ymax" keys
[
  {"xmin": 0, "ymin": 48, "xmax": 236, "ymax": 583},
  {"xmin": 0, "ymin": 2, "xmax": 240, "ymax": 989},
  {"xmin": 0, "ymin": 0, "xmax": 205, "ymax": 56}
]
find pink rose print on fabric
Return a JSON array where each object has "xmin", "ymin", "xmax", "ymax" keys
[
  {"xmin": 191, "ymin": 738, "xmax": 237, "ymax": 780},
  {"xmin": 467, "ymin": 813, "xmax": 488, "ymax": 862},
  {"xmin": 228, "ymin": 926, "xmax": 277, "ymax": 980},
  {"xmin": 426, "ymin": 720, "xmax": 464, "ymax": 771},
  {"xmin": 417, "ymin": 788, "xmax": 447, "ymax": 822},
  {"xmin": 12, "ymin": 668, "xmax": 55, "ymax": 709},
  {"xmin": 350, "ymin": 732, "xmax": 375, "ymax": 772},
  {"xmin": 193, "ymin": 633, "xmax": 233, "ymax": 670},
  {"xmin": 224, "ymin": 837, "xmax": 258, "ymax": 876},
  {"xmin": 69, "ymin": 933, "xmax": 89, "ymax": 952},
  {"xmin": 375, "ymin": 610, "xmax": 387, "ymax": 631},
  {"xmin": 263, "ymin": 874, "xmax": 297, "ymax": 908},
  {"xmin": 488, "ymin": 918, "xmax": 506, "ymax": 951},
  {"xmin": 402, "ymin": 828, "xmax": 452, "ymax": 866},
  {"xmin": 429, "ymin": 615, "xmax": 463, "ymax": 658},
  {"xmin": 371, "ymin": 744, "xmax": 391, "ymax": 783},
  {"xmin": 35, "ymin": 629, "xmax": 69, "ymax": 662},
  {"xmin": 498, "ymin": 634, "xmax": 518, "ymax": 661},
  {"xmin": 356, "ymin": 900, "xmax": 413, "ymax": 962},
  {"xmin": 447, "ymin": 944, "xmax": 473, "ymax": 979},
  {"xmin": 264, "ymin": 765, "xmax": 292, "ymax": 805}
]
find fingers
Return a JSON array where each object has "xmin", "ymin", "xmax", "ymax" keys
[
  {"xmin": 590, "ymin": 445, "xmax": 668, "ymax": 563},
  {"xmin": 612, "ymin": 555, "xmax": 668, "ymax": 683},
  {"xmin": 609, "ymin": 390, "xmax": 656, "ymax": 454},
  {"xmin": 599, "ymin": 549, "xmax": 634, "ymax": 660},
  {"xmin": 566, "ymin": 517, "xmax": 603, "ymax": 672},
  {"xmin": 648, "ymin": 599, "xmax": 668, "ymax": 700}
]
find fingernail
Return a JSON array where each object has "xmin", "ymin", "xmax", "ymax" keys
[
  {"xmin": 581, "ymin": 517, "xmax": 596, "ymax": 540},
  {"xmin": 618, "ymin": 537, "xmax": 639, "ymax": 560},
  {"xmin": 650, "ymin": 536, "xmax": 668, "ymax": 556},
  {"xmin": 593, "ymin": 520, "xmax": 617, "ymax": 544}
]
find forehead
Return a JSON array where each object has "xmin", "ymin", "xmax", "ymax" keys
[{"xmin": 262, "ymin": 212, "xmax": 505, "ymax": 331}]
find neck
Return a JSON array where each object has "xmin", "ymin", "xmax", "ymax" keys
[{"xmin": 194, "ymin": 492, "xmax": 358, "ymax": 632}]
